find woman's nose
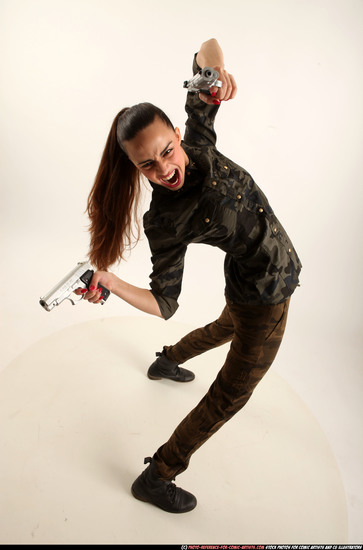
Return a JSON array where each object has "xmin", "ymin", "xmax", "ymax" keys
[{"xmin": 157, "ymin": 158, "xmax": 168, "ymax": 175}]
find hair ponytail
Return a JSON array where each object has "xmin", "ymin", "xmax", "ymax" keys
[
  {"xmin": 86, "ymin": 108, "xmax": 142, "ymax": 271},
  {"xmin": 87, "ymin": 102, "xmax": 174, "ymax": 271}
]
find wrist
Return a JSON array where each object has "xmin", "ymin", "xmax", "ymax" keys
[
  {"xmin": 197, "ymin": 38, "xmax": 224, "ymax": 69},
  {"xmin": 108, "ymin": 272, "xmax": 118, "ymax": 293}
]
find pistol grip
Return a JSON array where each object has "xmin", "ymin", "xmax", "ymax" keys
[{"xmin": 80, "ymin": 270, "xmax": 111, "ymax": 303}]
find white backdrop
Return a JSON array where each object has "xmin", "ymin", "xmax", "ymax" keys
[{"xmin": 1, "ymin": 0, "xmax": 362, "ymax": 541}]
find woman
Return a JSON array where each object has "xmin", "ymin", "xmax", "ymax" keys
[{"xmin": 76, "ymin": 38, "xmax": 302, "ymax": 513}]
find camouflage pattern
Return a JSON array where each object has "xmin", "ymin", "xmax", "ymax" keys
[
  {"xmin": 143, "ymin": 75, "xmax": 302, "ymax": 319},
  {"xmin": 154, "ymin": 297, "xmax": 290, "ymax": 480}
]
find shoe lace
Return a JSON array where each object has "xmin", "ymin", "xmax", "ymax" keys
[{"xmin": 166, "ymin": 480, "xmax": 177, "ymax": 503}]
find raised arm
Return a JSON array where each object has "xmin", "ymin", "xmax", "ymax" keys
[{"xmin": 196, "ymin": 38, "xmax": 237, "ymax": 105}]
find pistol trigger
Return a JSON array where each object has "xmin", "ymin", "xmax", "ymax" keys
[{"xmin": 67, "ymin": 294, "xmax": 84, "ymax": 306}]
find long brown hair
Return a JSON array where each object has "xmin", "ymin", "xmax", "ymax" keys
[{"xmin": 86, "ymin": 103, "xmax": 174, "ymax": 270}]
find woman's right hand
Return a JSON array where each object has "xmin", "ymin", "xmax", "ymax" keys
[{"xmin": 74, "ymin": 270, "xmax": 115, "ymax": 304}]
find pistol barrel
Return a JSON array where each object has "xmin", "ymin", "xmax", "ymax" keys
[
  {"xmin": 183, "ymin": 66, "xmax": 222, "ymax": 94},
  {"xmin": 39, "ymin": 261, "xmax": 91, "ymax": 311}
]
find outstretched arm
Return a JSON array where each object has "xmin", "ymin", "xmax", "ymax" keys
[
  {"xmin": 196, "ymin": 38, "xmax": 237, "ymax": 104},
  {"xmin": 75, "ymin": 271, "xmax": 163, "ymax": 318}
]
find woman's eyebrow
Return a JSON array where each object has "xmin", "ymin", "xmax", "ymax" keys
[{"xmin": 138, "ymin": 141, "xmax": 173, "ymax": 166}]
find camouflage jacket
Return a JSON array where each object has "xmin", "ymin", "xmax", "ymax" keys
[{"xmin": 143, "ymin": 60, "xmax": 302, "ymax": 320}]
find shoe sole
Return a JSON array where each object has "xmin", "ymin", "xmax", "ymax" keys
[
  {"xmin": 147, "ymin": 373, "xmax": 162, "ymax": 380},
  {"xmin": 131, "ymin": 486, "xmax": 197, "ymax": 513},
  {"xmin": 147, "ymin": 373, "xmax": 195, "ymax": 382},
  {"xmin": 131, "ymin": 485, "xmax": 150, "ymax": 503}
]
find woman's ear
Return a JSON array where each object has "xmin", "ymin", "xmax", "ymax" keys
[{"xmin": 174, "ymin": 127, "xmax": 182, "ymax": 143}]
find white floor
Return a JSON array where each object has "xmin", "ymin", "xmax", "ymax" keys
[{"xmin": 0, "ymin": 317, "xmax": 350, "ymax": 544}]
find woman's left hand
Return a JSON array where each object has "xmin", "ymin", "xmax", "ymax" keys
[{"xmin": 199, "ymin": 65, "xmax": 237, "ymax": 105}]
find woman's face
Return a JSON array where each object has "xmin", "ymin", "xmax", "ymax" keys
[{"xmin": 123, "ymin": 117, "xmax": 189, "ymax": 191}]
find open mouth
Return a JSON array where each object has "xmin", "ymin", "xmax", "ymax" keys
[{"xmin": 161, "ymin": 169, "xmax": 180, "ymax": 188}]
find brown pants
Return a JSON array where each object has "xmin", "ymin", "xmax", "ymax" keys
[{"xmin": 154, "ymin": 297, "xmax": 290, "ymax": 480}]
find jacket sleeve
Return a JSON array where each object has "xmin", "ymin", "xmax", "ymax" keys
[
  {"xmin": 183, "ymin": 54, "xmax": 221, "ymax": 147},
  {"xmin": 144, "ymin": 219, "xmax": 187, "ymax": 320}
]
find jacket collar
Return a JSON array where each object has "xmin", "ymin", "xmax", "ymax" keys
[{"xmin": 148, "ymin": 142, "xmax": 202, "ymax": 195}]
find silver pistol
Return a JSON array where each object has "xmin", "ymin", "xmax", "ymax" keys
[
  {"xmin": 39, "ymin": 261, "xmax": 110, "ymax": 312},
  {"xmin": 183, "ymin": 66, "xmax": 222, "ymax": 94}
]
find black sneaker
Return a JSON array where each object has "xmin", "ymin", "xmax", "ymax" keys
[
  {"xmin": 131, "ymin": 457, "xmax": 197, "ymax": 513},
  {"xmin": 147, "ymin": 351, "xmax": 195, "ymax": 382}
]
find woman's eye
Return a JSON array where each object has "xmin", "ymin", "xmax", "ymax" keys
[{"xmin": 165, "ymin": 149, "xmax": 173, "ymax": 156}]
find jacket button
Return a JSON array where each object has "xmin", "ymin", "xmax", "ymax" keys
[
  {"xmin": 212, "ymin": 181, "xmax": 217, "ymax": 186},
  {"xmin": 259, "ymin": 207, "xmax": 264, "ymax": 213},
  {"xmin": 236, "ymin": 194, "xmax": 241, "ymax": 200},
  {"xmin": 224, "ymin": 165, "xmax": 228, "ymax": 170},
  {"xmin": 205, "ymin": 218, "xmax": 210, "ymax": 223},
  {"xmin": 288, "ymin": 248, "xmax": 292, "ymax": 253}
]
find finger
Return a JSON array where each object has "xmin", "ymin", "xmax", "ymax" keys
[
  {"xmin": 74, "ymin": 288, "xmax": 86, "ymax": 296},
  {"xmin": 209, "ymin": 85, "xmax": 220, "ymax": 97},
  {"xmin": 89, "ymin": 273, "xmax": 100, "ymax": 291},
  {"xmin": 81, "ymin": 286, "xmax": 98, "ymax": 302},
  {"xmin": 220, "ymin": 70, "xmax": 232, "ymax": 100},
  {"xmin": 228, "ymin": 73, "xmax": 238, "ymax": 100},
  {"xmin": 91, "ymin": 288, "xmax": 104, "ymax": 304},
  {"xmin": 87, "ymin": 273, "xmax": 102, "ymax": 296},
  {"xmin": 198, "ymin": 91, "xmax": 209, "ymax": 103},
  {"xmin": 91, "ymin": 286, "xmax": 104, "ymax": 301},
  {"xmin": 198, "ymin": 92, "xmax": 220, "ymax": 106},
  {"xmin": 86, "ymin": 292, "xmax": 100, "ymax": 303},
  {"xmin": 210, "ymin": 69, "xmax": 224, "ymax": 100},
  {"xmin": 95, "ymin": 292, "xmax": 104, "ymax": 304}
]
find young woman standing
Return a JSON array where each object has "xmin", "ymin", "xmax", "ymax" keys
[{"xmin": 76, "ymin": 38, "xmax": 302, "ymax": 513}]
